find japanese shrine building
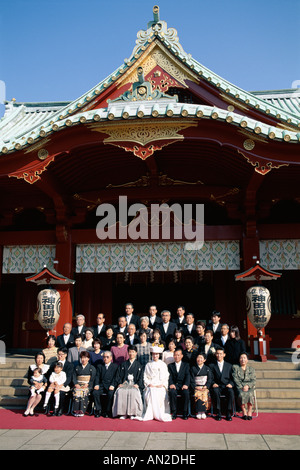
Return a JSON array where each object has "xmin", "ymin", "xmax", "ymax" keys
[{"xmin": 1, "ymin": 6, "xmax": 300, "ymax": 349}]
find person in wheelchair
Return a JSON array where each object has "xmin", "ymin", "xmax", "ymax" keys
[{"xmin": 232, "ymin": 352, "xmax": 256, "ymax": 420}]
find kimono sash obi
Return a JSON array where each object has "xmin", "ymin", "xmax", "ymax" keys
[{"xmin": 77, "ymin": 375, "xmax": 90, "ymax": 386}]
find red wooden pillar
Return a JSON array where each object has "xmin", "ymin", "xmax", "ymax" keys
[
  {"xmin": 54, "ymin": 234, "xmax": 74, "ymax": 336},
  {"xmin": 242, "ymin": 233, "xmax": 261, "ymax": 339}
]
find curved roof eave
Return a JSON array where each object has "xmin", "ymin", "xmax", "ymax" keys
[{"xmin": 1, "ymin": 101, "xmax": 299, "ymax": 155}]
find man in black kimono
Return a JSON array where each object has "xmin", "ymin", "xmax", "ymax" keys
[
  {"xmin": 112, "ymin": 345, "xmax": 144, "ymax": 419},
  {"xmin": 168, "ymin": 348, "xmax": 190, "ymax": 420},
  {"xmin": 93, "ymin": 351, "xmax": 118, "ymax": 418}
]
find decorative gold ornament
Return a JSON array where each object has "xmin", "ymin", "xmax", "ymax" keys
[
  {"xmin": 38, "ymin": 149, "xmax": 49, "ymax": 160},
  {"xmin": 243, "ymin": 139, "xmax": 255, "ymax": 151}
]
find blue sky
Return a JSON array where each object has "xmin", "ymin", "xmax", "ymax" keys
[{"xmin": 0, "ymin": 0, "xmax": 299, "ymax": 116}]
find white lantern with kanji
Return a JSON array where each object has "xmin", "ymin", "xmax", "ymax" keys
[
  {"xmin": 37, "ymin": 288, "xmax": 61, "ymax": 330},
  {"xmin": 246, "ymin": 285, "xmax": 271, "ymax": 329}
]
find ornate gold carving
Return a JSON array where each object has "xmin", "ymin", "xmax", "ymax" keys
[
  {"xmin": 88, "ymin": 120, "xmax": 197, "ymax": 147},
  {"xmin": 238, "ymin": 150, "xmax": 289, "ymax": 175},
  {"xmin": 24, "ymin": 138, "xmax": 51, "ymax": 154},
  {"xmin": 120, "ymin": 44, "xmax": 197, "ymax": 89},
  {"xmin": 106, "ymin": 175, "xmax": 150, "ymax": 189},
  {"xmin": 210, "ymin": 188, "xmax": 240, "ymax": 205},
  {"xmin": 158, "ymin": 174, "xmax": 204, "ymax": 186},
  {"xmin": 8, "ymin": 156, "xmax": 55, "ymax": 184}
]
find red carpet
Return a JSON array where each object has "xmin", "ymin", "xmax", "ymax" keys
[{"xmin": 0, "ymin": 409, "xmax": 299, "ymax": 435}]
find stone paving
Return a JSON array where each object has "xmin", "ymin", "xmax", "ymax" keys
[{"xmin": 0, "ymin": 429, "xmax": 299, "ymax": 450}]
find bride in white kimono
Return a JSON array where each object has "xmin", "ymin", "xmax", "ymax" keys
[{"xmin": 141, "ymin": 345, "xmax": 172, "ymax": 422}]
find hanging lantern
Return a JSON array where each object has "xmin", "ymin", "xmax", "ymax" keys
[
  {"xmin": 37, "ymin": 288, "xmax": 61, "ymax": 330},
  {"xmin": 246, "ymin": 285, "xmax": 271, "ymax": 329}
]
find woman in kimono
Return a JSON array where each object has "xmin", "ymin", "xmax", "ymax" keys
[
  {"xmin": 190, "ymin": 352, "xmax": 213, "ymax": 419},
  {"xmin": 141, "ymin": 345, "xmax": 172, "ymax": 422},
  {"xmin": 112, "ymin": 345, "xmax": 144, "ymax": 419},
  {"xmin": 232, "ymin": 352, "xmax": 256, "ymax": 420},
  {"xmin": 72, "ymin": 351, "xmax": 96, "ymax": 416}
]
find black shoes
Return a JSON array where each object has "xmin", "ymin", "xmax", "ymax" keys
[
  {"xmin": 171, "ymin": 413, "xmax": 177, "ymax": 420},
  {"xmin": 94, "ymin": 410, "xmax": 101, "ymax": 418},
  {"xmin": 182, "ymin": 414, "xmax": 188, "ymax": 420},
  {"xmin": 226, "ymin": 414, "xmax": 232, "ymax": 421}
]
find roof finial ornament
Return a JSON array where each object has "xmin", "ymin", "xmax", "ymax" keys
[
  {"xmin": 153, "ymin": 5, "xmax": 160, "ymax": 23},
  {"xmin": 132, "ymin": 5, "xmax": 186, "ymax": 59}
]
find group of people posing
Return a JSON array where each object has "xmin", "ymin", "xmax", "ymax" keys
[{"xmin": 24, "ymin": 304, "xmax": 256, "ymax": 422}]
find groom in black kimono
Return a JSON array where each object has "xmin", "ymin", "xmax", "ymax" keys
[
  {"xmin": 168, "ymin": 348, "xmax": 191, "ymax": 420},
  {"xmin": 112, "ymin": 346, "xmax": 144, "ymax": 419}
]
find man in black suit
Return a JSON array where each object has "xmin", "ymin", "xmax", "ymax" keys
[
  {"xmin": 113, "ymin": 316, "xmax": 128, "ymax": 337},
  {"xmin": 124, "ymin": 323, "xmax": 140, "ymax": 346},
  {"xmin": 93, "ymin": 351, "xmax": 119, "ymax": 418},
  {"xmin": 93, "ymin": 312, "xmax": 107, "ymax": 339},
  {"xmin": 173, "ymin": 306, "xmax": 186, "ymax": 327},
  {"xmin": 71, "ymin": 314, "xmax": 87, "ymax": 339},
  {"xmin": 159, "ymin": 310, "xmax": 177, "ymax": 344},
  {"xmin": 209, "ymin": 346, "xmax": 235, "ymax": 421},
  {"xmin": 48, "ymin": 347, "xmax": 74, "ymax": 415},
  {"xmin": 168, "ymin": 348, "xmax": 191, "ymax": 420},
  {"xmin": 56, "ymin": 323, "xmax": 75, "ymax": 349},
  {"xmin": 148, "ymin": 305, "xmax": 162, "ymax": 329},
  {"xmin": 206, "ymin": 311, "xmax": 222, "ymax": 341},
  {"xmin": 125, "ymin": 303, "xmax": 141, "ymax": 330},
  {"xmin": 194, "ymin": 321, "xmax": 206, "ymax": 350},
  {"xmin": 215, "ymin": 323, "xmax": 230, "ymax": 351},
  {"xmin": 182, "ymin": 313, "xmax": 197, "ymax": 339}
]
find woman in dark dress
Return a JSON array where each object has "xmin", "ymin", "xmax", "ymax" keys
[{"xmin": 225, "ymin": 326, "xmax": 246, "ymax": 365}]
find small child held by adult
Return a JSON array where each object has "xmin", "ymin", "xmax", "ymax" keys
[
  {"xmin": 43, "ymin": 361, "xmax": 67, "ymax": 415},
  {"xmin": 24, "ymin": 367, "xmax": 47, "ymax": 416}
]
